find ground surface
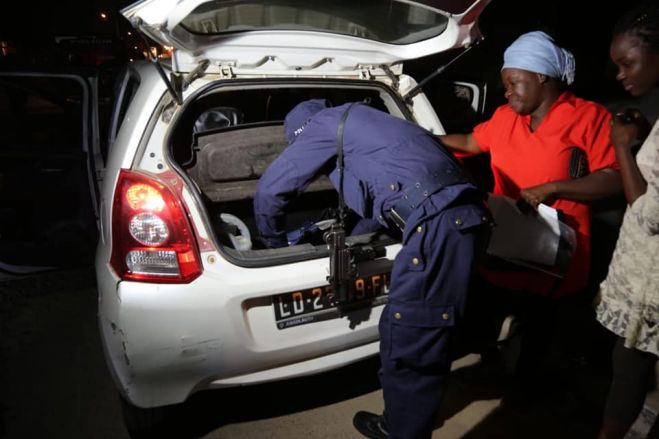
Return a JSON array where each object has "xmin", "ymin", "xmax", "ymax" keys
[{"xmin": 0, "ymin": 268, "xmax": 655, "ymax": 438}]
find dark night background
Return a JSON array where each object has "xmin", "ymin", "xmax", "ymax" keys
[{"xmin": 0, "ymin": 0, "xmax": 647, "ymax": 108}]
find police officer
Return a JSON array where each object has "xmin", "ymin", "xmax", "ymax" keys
[{"xmin": 254, "ymin": 99, "xmax": 491, "ymax": 438}]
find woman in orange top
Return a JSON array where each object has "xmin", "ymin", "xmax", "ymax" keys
[
  {"xmin": 440, "ymin": 31, "xmax": 621, "ymax": 298},
  {"xmin": 439, "ymin": 30, "xmax": 622, "ymax": 407}
]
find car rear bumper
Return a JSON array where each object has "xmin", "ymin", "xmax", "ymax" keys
[{"xmin": 97, "ymin": 256, "xmax": 385, "ymax": 408}]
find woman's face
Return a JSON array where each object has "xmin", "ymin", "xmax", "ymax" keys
[
  {"xmin": 610, "ymin": 32, "xmax": 659, "ymax": 97},
  {"xmin": 500, "ymin": 68, "xmax": 544, "ymax": 115}
]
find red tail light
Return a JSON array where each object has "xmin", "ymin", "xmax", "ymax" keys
[{"xmin": 110, "ymin": 170, "xmax": 202, "ymax": 283}]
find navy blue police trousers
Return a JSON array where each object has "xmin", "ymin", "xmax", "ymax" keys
[{"xmin": 379, "ymin": 199, "xmax": 487, "ymax": 438}]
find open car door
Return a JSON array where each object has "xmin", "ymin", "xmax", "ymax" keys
[{"xmin": 0, "ymin": 71, "xmax": 103, "ymax": 272}]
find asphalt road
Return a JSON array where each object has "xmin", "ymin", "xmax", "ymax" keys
[{"xmin": 0, "ymin": 267, "xmax": 655, "ymax": 439}]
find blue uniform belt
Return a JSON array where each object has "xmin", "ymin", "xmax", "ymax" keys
[{"xmin": 389, "ymin": 165, "xmax": 469, "ymax": 231}]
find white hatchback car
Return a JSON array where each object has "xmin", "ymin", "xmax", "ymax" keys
[{"xmin": 96, "ymin": 0, "xmax": 491, "ymax": 433}]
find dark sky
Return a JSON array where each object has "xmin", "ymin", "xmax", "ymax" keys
[
  {"xmin": 1, "ymin": 0, "xmax": 645, "ymax": 102},
  {"xmin": 0, "ymin": 0, "xmax": 134, "ymax": 39},
  {"xmin": 406, "ymin": 0, "xmax": 646, "ymax": 103}
]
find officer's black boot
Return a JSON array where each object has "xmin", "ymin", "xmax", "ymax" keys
[{"xmin": 353, "ymin": 411, "xmax": 389, "ymax": 438}]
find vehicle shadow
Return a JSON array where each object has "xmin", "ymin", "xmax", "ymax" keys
[
  {"xmin": 143, "ymin": 356, "xmax": 383, "ymax": 438},
  {"xmin": 145, "ymin": 357, "xmax": 509, "ymax": 439},
  {"xmin": 436, "ymin": 353, "xmax": 610, "ymax": 438},
  {"xmin": 122, "ymin": 324, "xmax": 615, "ymax": 439}
]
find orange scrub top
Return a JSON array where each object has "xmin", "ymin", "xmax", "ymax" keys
[{"xmin": 473, "ymin": 91, "xmax": 617, "ymax": 297}]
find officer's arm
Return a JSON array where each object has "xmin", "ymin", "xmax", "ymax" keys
[
  {"xmin": 253, "ymin": 133, "xmax": 336, "ymax": 248},
  {"xmin": 253, "ymin": 156, "xmax": 298, "ymax": 248},
  {"xmin": 437, "ymin": 133, "xmax": 482, "ymax": 156}
]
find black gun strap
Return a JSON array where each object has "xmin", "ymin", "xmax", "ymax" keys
[{"xmin": 336, "ymin": 103, "xmax": 357, "ymax": 227}]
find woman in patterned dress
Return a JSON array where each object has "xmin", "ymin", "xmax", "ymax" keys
[{"xmin": 595, "ymin": 2, "xmax": 659, "ymax": 438}]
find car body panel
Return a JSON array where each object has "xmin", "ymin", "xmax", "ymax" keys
[{"xmin": 98, "ymin": 246, "xmax": 396, "ymax": 406}]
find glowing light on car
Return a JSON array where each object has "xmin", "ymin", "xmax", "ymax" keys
[
  {"xmin": 129, "ymin": 212, "xmax": 169, "ymax": 246},
  {"xmin": 111, "ymin": 170, "xmax": 202, "ymax": 283},
  {"xmin": 125, "ymin": 250, "xmax": 179, "ymax": 276},
  {"xmin": 126, "ymin": 183, "xmax": 165, "ymax": 212}
]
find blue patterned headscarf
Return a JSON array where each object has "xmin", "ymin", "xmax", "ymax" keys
[{"xmin": 502, "ymin": 31, "xmax": 576, "ymax": 85}]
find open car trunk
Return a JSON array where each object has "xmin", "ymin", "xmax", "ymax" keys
[{"xmin": 170, "ymin": 79, "xmax": 405, "ymax": 265}]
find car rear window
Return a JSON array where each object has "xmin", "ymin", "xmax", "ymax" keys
[{"xmin": 181, "ymin": 0, "xmax": 450, "ymax": 45}]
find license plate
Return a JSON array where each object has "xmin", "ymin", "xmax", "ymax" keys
[{"xmin": 273, "ymin": 273, "xmax": 390, "ymax": 329}]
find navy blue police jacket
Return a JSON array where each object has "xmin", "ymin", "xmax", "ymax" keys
[{"xmin": 254, "ymin": 103, "xmax": 484, "ymax": 248}]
